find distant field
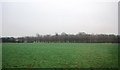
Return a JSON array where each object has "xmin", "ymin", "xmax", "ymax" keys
[{"xmin": 2, "ymin": 43, "xmax": 118, "ymax": 68}]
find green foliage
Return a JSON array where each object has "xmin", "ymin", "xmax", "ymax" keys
[{"xmin": 2, "ymin": 43, "xmax": 118, "ymax": 68}]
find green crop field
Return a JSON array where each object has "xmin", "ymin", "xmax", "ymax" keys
[
  {"xmin": 2, "ymin": 43, "xmax": 118, "ymax": 68},
  {"xmin": 0, "ymin": 43, "xmax": 2, "ymax": 69}
]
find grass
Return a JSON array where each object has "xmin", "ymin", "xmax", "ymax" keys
[
  {"xmin": 2, "ymin": 43, "xmax": 118, "ymax": 68},
  {"xmin": 0, "ymin": 43, "xmax": 2, "ymax": 69}
]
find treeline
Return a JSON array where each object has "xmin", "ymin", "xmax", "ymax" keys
[{"xmin": 1, "ymin": 32, "xmax": 120, "ymax": 43}]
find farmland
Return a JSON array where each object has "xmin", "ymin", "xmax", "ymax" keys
[{"xmin": 2, "ymin": 43, "xmax": 118, "ymax": 68}]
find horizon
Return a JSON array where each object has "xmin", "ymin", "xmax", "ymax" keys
[{"xmin": 1, "ymin": 32, "xmax": 119, "ymax": 38}]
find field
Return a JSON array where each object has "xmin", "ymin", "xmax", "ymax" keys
[
  {"xmin": 2, "ymin": 43, "xmax": 118, "ymax": 68},
  {"xmin": 0, "ymin": 43, "xmax": 2, "ymax": 69}
]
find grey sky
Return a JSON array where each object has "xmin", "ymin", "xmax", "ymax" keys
[
  {"xmin": 0, "ymin": 3, "xmax": 2, "ymax": 36},
  {"xmin": 2, "ymin": 1, "xmax": 118, "ymax": 37}
]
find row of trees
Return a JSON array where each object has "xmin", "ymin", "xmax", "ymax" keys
[{"xmin": 1, "ymin": 32, "xmax": 120, "ymax": 43}]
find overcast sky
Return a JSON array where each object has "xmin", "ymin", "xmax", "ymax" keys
[{"xmin": 1, "ymin": 0, "xmax": 118, "ymax": 37}]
